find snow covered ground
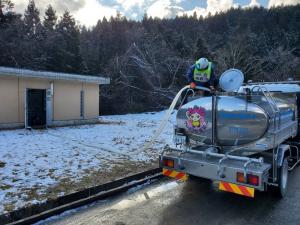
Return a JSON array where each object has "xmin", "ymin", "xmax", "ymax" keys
[{"xmin": 0, "ymin": 111, "xmax": 176, "ymax": 214}]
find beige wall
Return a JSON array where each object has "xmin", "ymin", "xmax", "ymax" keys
[
  {"xmin": 0, "ymin": 77, "xmax": 19, "ymax": 123},
  {"xmin": 83, "ymin": 83, "xmax": 99, "ymax": 119},
  {"xmin": 53, "ymin": 81, "xmax": 82, "ymax": 121},
  {"xmin": 53, "ymin": 81, "xmax": 99, "ymax": 121},
  {"xmin": 0, "ymin": 75, "xmax": 100, "ymax": 127}
]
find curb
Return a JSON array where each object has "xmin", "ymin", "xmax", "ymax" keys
[{"xmin": 1, "ymin": 168, "xmax": 162, "ymax": 225}]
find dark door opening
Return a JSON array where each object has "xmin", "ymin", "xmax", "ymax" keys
[{"xmin": 27, "ymin": 89, "xmax": 46, "ymax": 128}]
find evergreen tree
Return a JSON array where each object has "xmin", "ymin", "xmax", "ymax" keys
[
  {"xmin": 192, "ymin": 11, "xmax": 198, "ymax": 20},
  {"xmin": 24, "ymin": 0, "xmax": 40, "ymax": 36},
  {"xmin": 57, "ymin": 11, "xmax": 83, "ymax": 73},
  {"xmin": 43, "ymin": 4, "xmax": 57, "ymax": 31},
  {"xmin": 0, "ymin": 1, "xmax": 24, "ymax": 67},
  {"xmin": 0, "ymin": 0, "xmax": 15, "ymax": 26},
  {"xmin": 41, "ymin": 5, "xmax": 61, "ymax": 71},
  {"xmin": 22, "ymin": 0, "xmax": 46, "ymax": 69}
]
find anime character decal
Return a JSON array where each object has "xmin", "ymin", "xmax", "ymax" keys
[{"xmin": 185, "ymin": 106, "xmax": 207, "ymax": 133}]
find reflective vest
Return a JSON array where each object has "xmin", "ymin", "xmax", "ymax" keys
[{"xmin": 193, "ymin": 62, "xmax": 212, "ymax": 83}]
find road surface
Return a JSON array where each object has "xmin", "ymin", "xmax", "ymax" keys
[{"xmin": 40, "ymin": 167, "xmax": 300, "ymax": 225}]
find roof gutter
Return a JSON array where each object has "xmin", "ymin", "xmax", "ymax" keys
[{"xmin": 0, "ymin": 67, "xmax": 110, "ymax": 85}]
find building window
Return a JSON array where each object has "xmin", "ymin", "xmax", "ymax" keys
[{"xmin": 80, "ymin": 90, "xmax": 84, "ymax": 119}]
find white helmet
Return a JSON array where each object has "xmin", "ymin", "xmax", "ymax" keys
[{"xmin": 196, "ymin": 58, "xmax": 209, "ymax": 70}]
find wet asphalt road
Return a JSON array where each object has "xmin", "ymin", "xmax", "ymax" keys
[{"xmin": 42, "ymin": 167, "xmax": 300, "ymax": 225}]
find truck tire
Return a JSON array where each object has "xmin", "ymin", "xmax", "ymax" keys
[{"xmin": 275, "ymin": 157, "xmax": 289, "ymax": 198}]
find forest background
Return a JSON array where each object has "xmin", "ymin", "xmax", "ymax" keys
[{"xmin": 1, "ymin": 0, "xmax": 299, "ymax": 114}]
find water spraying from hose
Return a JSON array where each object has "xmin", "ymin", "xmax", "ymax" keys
[{"xmin": 143, "ymin": 85, "xmax": 191, "ymax": 150}]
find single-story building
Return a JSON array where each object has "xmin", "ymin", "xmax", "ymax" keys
[{"xmin": 0, "ymin": 67, "xmax": 110, "ymax": 129}]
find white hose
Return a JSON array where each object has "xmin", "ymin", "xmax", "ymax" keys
[{"xmin": 143, "ymin": 85, "xmax": 191, "ymax": 150}]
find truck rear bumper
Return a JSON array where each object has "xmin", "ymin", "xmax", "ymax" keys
[{"xmin": 159, "ymin": 147, "xmax": 271, "ymax": 191}]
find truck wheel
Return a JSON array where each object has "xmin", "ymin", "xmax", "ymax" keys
[{"xmin": 275, "ymin": 157, "xmax": 289, "ymax": 198}]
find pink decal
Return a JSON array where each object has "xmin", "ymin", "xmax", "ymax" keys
[{"xmin": 185, "ymin": 106, "xmax": 207, "ymax": 133}]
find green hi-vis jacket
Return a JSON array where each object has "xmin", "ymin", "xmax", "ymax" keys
[{"xmin": 193, "ymin": 62, "xmax": 212, "ymax": 83}]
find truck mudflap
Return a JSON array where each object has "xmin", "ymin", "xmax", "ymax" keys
[{"xmin": 160, "ymin": 147, "xmax": 271, "ymax": 193}]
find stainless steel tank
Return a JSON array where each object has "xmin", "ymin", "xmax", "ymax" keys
[{"xmin": 177, "ymin": 93, "xmax": 298, "ymax": 151}]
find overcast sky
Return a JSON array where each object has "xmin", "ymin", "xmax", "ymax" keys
[{"xmin": 13, "ymin": 0, "xmax": 300, "ymax": 26}]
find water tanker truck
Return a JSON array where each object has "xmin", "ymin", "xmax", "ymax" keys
[{"xmin": 159, "ymin": 69, "xmax": 300, "ymax": 197}]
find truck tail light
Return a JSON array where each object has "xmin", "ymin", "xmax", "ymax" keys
[
  {"xmin": 236, "ymin": 172, "xmax": 259, "ymax": 186},
  {"xmin": 247, "ymin": 174, "xmax": 259, "ymax": 186},
  {"xmin": 236, "ymin": 172, "xmax": 246, "ymax": 183},
  {"xmin": 164, "ymin": 159, "xmax": 174, "ymax": 168}
]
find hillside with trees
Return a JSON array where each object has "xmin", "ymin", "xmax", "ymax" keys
[{"xmin": 0, "ymin": 0, "xmax": 299, "ymax": 114}]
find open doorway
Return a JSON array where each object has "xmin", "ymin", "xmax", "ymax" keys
[{"xmin": 26, "ymin": 89, "xmax": 46, "ymax": 128}]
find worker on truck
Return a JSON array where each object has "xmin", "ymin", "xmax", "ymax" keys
[
  {"xmin": 180, "ymin": 57, "xmax": 217, "ymax": 106},
  {"xmin": 186, "ymin": 57, "xmax": 217, "ymax": 92}
]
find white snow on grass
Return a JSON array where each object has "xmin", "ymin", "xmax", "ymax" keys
[{"xmin": 0, "ymin": 110, "xmax": 176, "ymax": 214}]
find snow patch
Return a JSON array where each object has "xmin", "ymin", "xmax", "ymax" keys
[{"xmin": 0, "ymin": 110, "xmax": 176, "ymax": 214}]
